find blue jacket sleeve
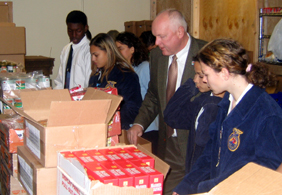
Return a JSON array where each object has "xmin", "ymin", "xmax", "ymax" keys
[{"xmin": 164, "ymin": 78, "xmax": 199, "ymax": 129}]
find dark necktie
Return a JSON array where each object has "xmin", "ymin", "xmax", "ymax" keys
[
  {"xmin": 166, "ymin": 55, "xmax": 178, "ymax": 137},
  {"xmin": 64, "ymin": 45, "xmax": 73, "ymax": 89}
]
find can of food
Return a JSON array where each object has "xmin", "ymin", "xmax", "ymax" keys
[
  {"xmin": 15, "ymin": 78, "xmax": 25, "ymax": 89},
  {"xmin": 6, "ymin": 65, "xmax": 14, "ymax": 72},
  {"xmin": 3, "ymin": 98, "xmax": 14, "ymax": 110},
  {"xmin": 1, "ymin": 65, "xmax": 7, "ymax": 72},
  {"xmin": 14, "ymin": 98, "xmax": 22, "ymax": 108},
  {"xmin": 37, "ymin": 76, "xmax": 50, "ymax": 88}
]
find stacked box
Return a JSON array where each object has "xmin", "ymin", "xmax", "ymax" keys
[
  {"xmin": 57, "ymin": 144, "xmax": 168, "ymax": 194},
  {"xmin": 2, "ymin": 88, "xmax": 123, "ymax": 195},
  {"xmin": 0, "ymin": 114, "xmax": 27, "ymax": 195}
]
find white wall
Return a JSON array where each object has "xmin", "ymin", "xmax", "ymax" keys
[{"xmin": 9, "ymin": 0, "xmax": 150, "ymax": 86}]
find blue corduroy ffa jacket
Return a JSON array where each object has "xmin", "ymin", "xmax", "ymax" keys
[
  {"xmin": 89, "ymin": 66, "xmax": 142, "ymax": 130},
  {"xmin": 174, "ymin": 85, "xmax": 282, "ymax": 195}
]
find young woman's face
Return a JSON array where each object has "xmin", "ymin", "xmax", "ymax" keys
[
  {"xmin": 200, "ymin": 62, "xmax": 225, "ymax": 95},
  {"xmin": 115, "ymin": 41, "xmax": 134, "ymax": 63},
  {"xmin": 193, "ymin": 61, "xmax": 210, "ymax": 93},
  {"xmin": 90, "ymin": 45, "xmax": 108, "ymax": 69}
]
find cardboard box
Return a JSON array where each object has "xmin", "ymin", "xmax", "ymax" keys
[
  {"xmin": 1, "ymin": 172, "xmax": 27, "ymax": 195},
  {"xmin": 0, "ymin": 2, "xmax": 13, "ymax": 23},
  {"xmin": 0, "ymin": 27, "xmax": 26, "ymax": 54},
  {"xmin": 192, "ymin": 163, "xmax": 282, "ymax": 195},
  {"xmin": 0, "ymin": 54, "xmax": 25, "ymax": 66},
  {"xmin": 17, "ymin": 145, "xmax": 57, "ymax": 195},
  {"xmin": 57, "ymin": 144, "xmax": 169, "ymax": 195},
  {"xmin": 1, "ymin": 146, "xmax": 18, "ymax": 177},
  {"xmin": 1, "ymin": 88, "xmax": 122, "ymax": 167}
]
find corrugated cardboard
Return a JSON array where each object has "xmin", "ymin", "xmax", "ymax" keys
[
  {"xmin": 192, "ymin": 163, "xmax": 282, "ymax": 195},
  {"xmin": 0, "ymin": 54, "xmax": 25, "ymax": 66},
  {"xmin": 17, "ymin": 145, "xmax": 57, "ymax": 195},
  {"xmin": 0, "ymin": 2, "xmax": 13, "ymax": 23},
  {"xmin": 57, "ymin": 144, "xmax": 169, "ymax": 195},
  {"xmin": 0, "ymin": 27, "xmax": 26, "ymax": 54},
  {"xmin": 1, "ymin": 88, "xmax": 122, "ymax": 168}
]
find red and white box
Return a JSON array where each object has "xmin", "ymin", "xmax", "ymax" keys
[
  {"xmin": 97, "ymin": 148, "xmax": 123, "ymax": 161},
  {"xmin": 86, "ymin": 149, "xmax": 109, "ymax": 163},
  {"xmin": 84, "ymin": 161, "xmax": 118, "ymax": 186},
  {"xmin": 131, "ymin": 159, "xmax": 164, "ymax": 195},
  {"xmin": 111, "ymin": 147, "xmax": 135, "ymax": 161},
  {"xmin": 73, "ymin": 150, "xmax": 96, "ymax": 165},
  {"xmin": 100, "ymin": 161, "xmax": 134, "ymax": 187},
  {"xmin": 115, "ymin": 161, "xmax": 149, "ymax": 189},
  {"xmin": 124, "ymin": 147, "xmax": 155, "ymax": 168}
]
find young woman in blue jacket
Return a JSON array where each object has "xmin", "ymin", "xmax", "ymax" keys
[
  {"xmin": 173, "ymin": 38, "xmax": 282, "ymax": 195},
  {"xmin": 88, "ymin": 33, "xmax": 142, "ymax": 130}
]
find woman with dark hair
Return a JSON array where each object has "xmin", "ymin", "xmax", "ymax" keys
[
  {"xmin": 54, "ymin": 10, "xmax": 92, "ymax": 89},
  {"xmin": 173, "ymin": 38, "xmax": 282, "ymax": 195},
  {"xmin": 88, "ymin": 33, "xmax": 142, "ymax": 130},
  {"xmin": 116, "ymin": 31, "xmax": 159, "ymax": 154}
]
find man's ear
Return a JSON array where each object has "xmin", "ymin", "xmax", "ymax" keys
[{"xmin": 177, "ymin": 26, "xmax": 185, "ymax": 38}]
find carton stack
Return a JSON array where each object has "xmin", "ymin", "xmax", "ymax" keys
[
  {"xmin": 0, "ymin": 114, "xmax": 27, "ymax": 195},
  {"xmin": 0, "ymin": 2, "xmax": 26, "ymax": 67},
  {"xmin": 0, "ymin": 88, "xmax": 123, "ymax": 194}
]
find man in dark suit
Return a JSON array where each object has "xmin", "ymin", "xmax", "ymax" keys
[{"xmin": 127, "ymin": 8, "xmax": 207, "ymax": 195}]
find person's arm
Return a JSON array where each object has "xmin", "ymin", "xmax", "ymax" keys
[
  {"xmin": 127, "ymin": 48, "xmax": 160, "ymax": 144},
  {"xmin": 164, "ymin": 78, "xmax": 199, "ymax": 129}
]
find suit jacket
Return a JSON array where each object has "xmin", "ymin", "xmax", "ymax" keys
[{"xmin": 134, "ymin": 36, "xmax": 207, "ymax": 160}]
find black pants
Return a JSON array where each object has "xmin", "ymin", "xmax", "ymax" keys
[{"xmin": 141, "ymin": 130, "xmax": 159, "ymax": 155}]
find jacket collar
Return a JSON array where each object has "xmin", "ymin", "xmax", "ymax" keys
[{"xmin": 219, "ymin": 85, "xmax": 265, "ymax": 119}]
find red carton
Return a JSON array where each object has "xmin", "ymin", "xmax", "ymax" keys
[
  {"xmin": 86, "ymin": 149, "xmax": 109, "ymax": 163},
  {"xmin": 124, "ymin": 147, "xmax": 155, "ymax": 168},
  {"xmin": 115, "ymin": 161, "xmax": 149, "ymax": 189},
  {"xmin": 84, "ymin": 161, "xmax": 118, "ymax": 186},
  {"xmin": 131, "ymin": 159, "xmax": 164, "ymax": 195},
  {"xmin": 100, "ymin": 161, "xmax": 134, "ymax": 187},
  {"xmin": 97, "ymin": 148, "xmax": 123, "ymax": 161},
  {"xmin": 73, "ymin": 150, "xmax": 96, "ymax": 165},
  {"xmin": 111, "ymin": 147, "xmax": 135, "ymax": 161}
]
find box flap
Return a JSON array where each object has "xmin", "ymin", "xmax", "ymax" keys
[
  {"xmin": 208, "ymin": 163, "xmax": 282, "ymax": 195},
  {"xmin": 83, "ymin": 88, "xmax": 123, "ymax": 123},
  {"xmin": 20, "ymin": 89, "xmax": 71, "ymax": 121},
  {"xmin": 0, "ymin": 97, "xmax": 38, "ymax": 124},
  {"xmin": 47, "ymin": 100, "xmax": 111, "ymax": 127}
]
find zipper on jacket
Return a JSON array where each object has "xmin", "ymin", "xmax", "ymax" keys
[{"xmin": 216, "ymin": 126, "xmax": 223, "ymax": 167}]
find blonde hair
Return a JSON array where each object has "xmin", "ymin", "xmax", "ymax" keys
[{"xmin": 90, "ymin": 33, "xmax": 134, "ymax": 81}]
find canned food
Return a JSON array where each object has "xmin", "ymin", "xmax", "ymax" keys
[
  {"xmin": 14, "ymin": 98, "xmax": 22, "ymax": 108},
  {"xmin": 3, "ymin": 98, "xmax": 14, "ymax": 110},
  {"xmin": 15, "ymin": 79, "xmax": 25, "ymax": 90},
  {"xmin": 6, "ymin": 65, "xmax": 14, "ymax": 72}
]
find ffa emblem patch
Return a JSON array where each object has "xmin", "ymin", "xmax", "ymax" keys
[
  {"xmin": 105, "ymin": 81, "xmax": 116, "ymax": 88},
  {"xmin": 228, "ymin": 128, "xmax": 243, "ymax": 152}
]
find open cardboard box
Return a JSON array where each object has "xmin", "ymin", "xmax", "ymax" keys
[
  {"xmin": 17, "ymin": 130, "xmax": 161, "ymax": 195},
  {"xmin": 57, "ymin": 143, "xmax": 169, "ymax": 195},
  {"xmin": 1, "ymin": 88, "xmax": 123, "ymax": 167},
  {"xmin": 192, "ymin": 162, "xmax": 282, "ymax": 195}
]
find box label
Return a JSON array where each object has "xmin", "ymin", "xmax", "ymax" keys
[
  {"xmin": 25, "ymin": 121, "xmax": 40, "ymax": 159},
  {"xmin": 18, "ymin": 155, "xmax": 33, "ymax": 195}
]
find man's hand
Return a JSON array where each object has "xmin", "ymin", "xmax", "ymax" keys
[
  {"xmin": 127, "ymin": 125, "xmax": 143, "ymax": 145},
  {"xmin": 172, "ymin": 192, "xmax": 179, "ymax": 195}
]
